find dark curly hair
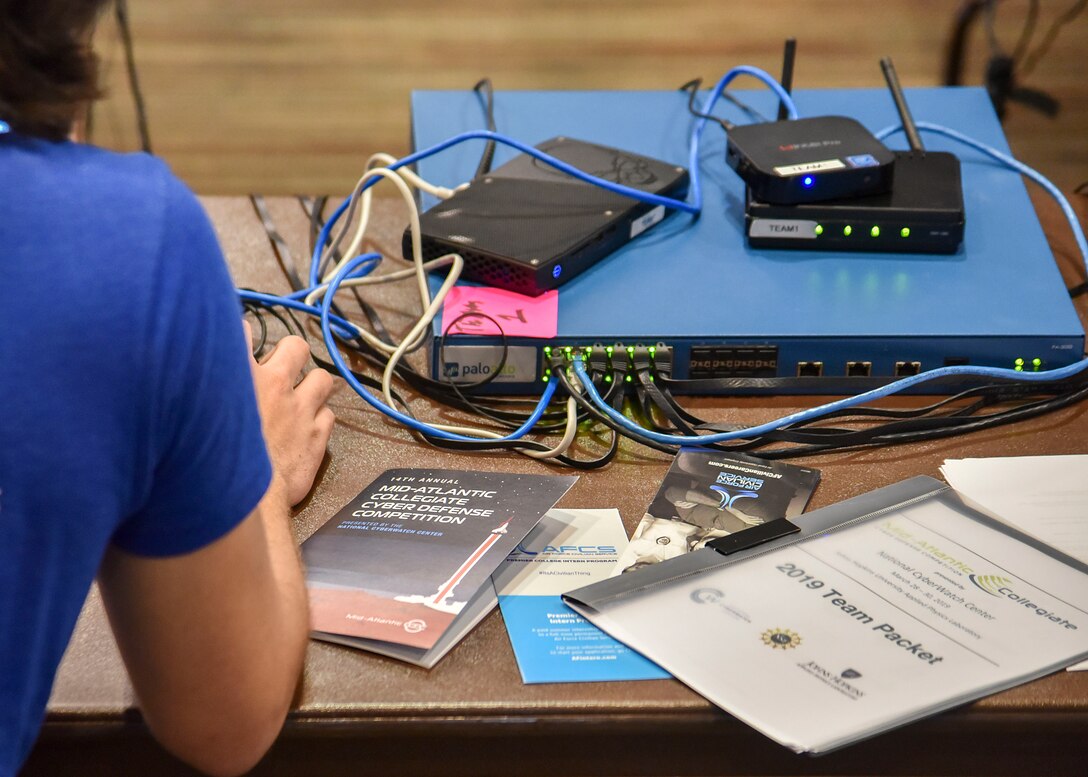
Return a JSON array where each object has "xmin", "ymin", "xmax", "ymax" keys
[{"xmin": 0, "ymin": 0, "xmax": 110, "ymax": 140}]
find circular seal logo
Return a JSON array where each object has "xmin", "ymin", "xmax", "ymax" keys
[
  {"xmin": 690, "ymin": 587, "xmax": 724, "ymax": 605},
  {"xmin": 403, "ymin": 619, "xmax": 427, "ymax": 634},
  {"xmin": 761, "ymin": 628, "xmax": 802, "ymax": 650}
]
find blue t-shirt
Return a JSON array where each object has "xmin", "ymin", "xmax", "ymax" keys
[{"xmin": 0, "ymin": 135, "xmax": 272, "ymax": 775}]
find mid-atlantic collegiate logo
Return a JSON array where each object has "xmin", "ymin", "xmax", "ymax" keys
[
  {"xmin": 690, "ymin": 588, "xmax": 724, "ymax": 605},
  {"xmin": 403, "ymin": 619, "xmax": 427, "ymax": 634},
  {"xmin": 761, "ymin": 628, "xmax": 802, "ymax": 650},
  {"xmin": 969, "ymin": 574, "xmax": 1013, "ymax": 596}
]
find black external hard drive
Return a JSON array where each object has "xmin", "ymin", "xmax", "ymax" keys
[{"xmin": 406, "ymin": 137, "xmax": 689, "ymax": 296}]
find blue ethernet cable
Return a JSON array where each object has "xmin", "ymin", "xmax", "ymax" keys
[
  {"xmin": 239, "ymin": 252, "xmax": 382, "ymax": 339},
  {"xmin": 237, "ymin": 289, "xmax": 359, "ymax": 341},
  {"xmin": 317, "ymin": 253, "xmax": 559, "ymax": 442},
  {"xmin": 571, "ymin": 356, "xmax": 1088, "ymax": 448},
  {"xmin": 686, "ymin": 66, "xmax": 801, "ymax": 214},
  {"xmin": 287, "ymin": 253, "xmax": 382, "ymax": 301}
]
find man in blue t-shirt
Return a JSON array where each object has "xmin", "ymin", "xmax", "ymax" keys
[{"xmin": 0, "ymin": 4, "xmax": 336, "ymax": 775}]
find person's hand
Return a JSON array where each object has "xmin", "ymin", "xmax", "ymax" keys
[{"xmin": 245, "ymin": 321, "xmax": 336, "ymax": 507}]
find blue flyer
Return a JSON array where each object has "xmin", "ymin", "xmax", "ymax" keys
[{"xmin": 492, "ymin": 508, "xmax": 669, "ymax": 684}]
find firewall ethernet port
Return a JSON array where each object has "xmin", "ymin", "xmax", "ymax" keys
[
  {"xmin": 796, "ymin": 361, "xmax": 823, "ymax": 377},
  {"xmin": 895, "ymin": 361, "xmax": 922, "ymax": 376},
  {"xmin": 845, "ymin": 361, "xmax": 872, "ymax": 377}
]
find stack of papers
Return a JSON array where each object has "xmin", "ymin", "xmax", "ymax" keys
[
  {"xmin": 940, "ymin": 455, "xmax": 1088, "ymax": 565},
  {"xmin": 941, "ymin": 454, "xmax": 1088, "ymax": 671}
]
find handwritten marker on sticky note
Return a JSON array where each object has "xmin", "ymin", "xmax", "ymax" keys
[{"xmin": 442, "ymin": 286, "xmax": 558, "ymax": 339}]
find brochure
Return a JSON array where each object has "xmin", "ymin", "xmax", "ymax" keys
[
  {"xmin": 564, "ymin": 477, "xmax": 1088, "ymax": 754},
  {"xmin": 614, "ymin": 448, "xmax": 819, "ymax": 575},
  {"xmin": 303, "ymin": 468, "xmax": 576, "ymax": 668},
  {"xmin": 492, "ymin": 508, "xmax": 669, "ymax": 684}
]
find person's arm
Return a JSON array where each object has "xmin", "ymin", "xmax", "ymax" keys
[{"xmin": 98, "ymin": 330, "xmax": 334, "ymax": 777}]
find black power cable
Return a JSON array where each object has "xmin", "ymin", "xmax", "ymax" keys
[
  {"xmin": 472, "ymin": 79, "xmax": 498, "ymax": 178},
  {"xmin": 114, "ymin": 0, "xmax": 152, "ymax": 153}
]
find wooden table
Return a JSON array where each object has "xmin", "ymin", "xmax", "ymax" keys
[{"xmin": 24, "ymin": 192, "xmax": 1088, "ymax": 776}]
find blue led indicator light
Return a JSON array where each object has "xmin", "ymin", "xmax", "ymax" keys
[
  {"xmin": 552, "ymin": 265, "xmax": 562, "ymax": 279},
  {"xmin": 801, "ymin": 176, "xmax": 814, "ymax": 188}
]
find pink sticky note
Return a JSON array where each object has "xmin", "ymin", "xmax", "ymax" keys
[{"xmin": 441, "ymin": 286, "xmax": 558, "ymax": 339}]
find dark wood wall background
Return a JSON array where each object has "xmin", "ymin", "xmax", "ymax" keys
[{"xmin": 89, "ymin": 0, "xmax": 1086, "ymax": 196}]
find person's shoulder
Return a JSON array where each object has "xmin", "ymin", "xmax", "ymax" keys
[
  {"xmin": 73, "ymin": 141, "xmax": 195, "ymax": 215},
  {"xmin": 4, "ymin": 135, "xmax": 196, "ymax": 223}
]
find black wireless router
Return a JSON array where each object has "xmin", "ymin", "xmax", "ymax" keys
[
  {"xmin": 406, "ymin": 136, "xmax": 689, "ymax": 296},
  {"xmin": 726, "ymin": 116, "xmax": 896, "ymax": 205},
  {"xmin": 745, "ymin": 58, "xmax": 965, "ymax": 254},
  {"xmin": 722, "ymin": 41, "xmax": 895, "ymax": 206}
]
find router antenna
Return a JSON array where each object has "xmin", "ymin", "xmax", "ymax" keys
[
  {"xmin": 777, "ymin": 38, "xmax": 797, "ymax": 121},
  {"xmin": 880, "ymin": 57, "xmax": 925, "ymax": 152}
]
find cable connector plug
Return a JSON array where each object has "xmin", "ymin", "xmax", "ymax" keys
[
  {"xmin": 611, "ymin": 345, "xmax": 632, "ymax": 385},
  {"xmin": 652, "ymin": 345, "xmax": 673, "ymax": 378},
  {"xmin": 587, "ymin": 345, "xmax": 610, "ymax": 377},
  {"xmin": 631, "ymin": 345, "xmax": 654, "ymax": 374}
]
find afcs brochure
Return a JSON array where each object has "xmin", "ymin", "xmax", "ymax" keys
[{"xmin": 492, "ymin": 508, "xmax": 669, "ymax": 683}]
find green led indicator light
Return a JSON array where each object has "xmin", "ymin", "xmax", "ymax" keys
[
  {"xmin": 870, "ymin": 226, "xmax": 880, "ymax": 238},
  {"xmin": 814, "ymin": 224, "xmax": 824, "ymax": 236},
  {"xmin": 626, "ymin": 346, "xmax": 634, "ymax": 354},
  {"xmin": 843, "ymin": 225, "xmax": 853, "ymax": 237},
  {"xmin": 1015, "ymin": 358, "xmax": 1025, "ymax": 366},
  {"xmin": 625, "ymin": 375, "xmax": 632, "ymax": 383},
  {"xmin": 1033, "ymin": 358, "xmax": 1043, "ymax": 370},
  {"xmin": 563, "ymin": 346, "xmax": 572, "ymax": 355},
  {"xmin": 900, "ymin": 227, "xmax": 910, "ymax": 238},
  {"xmin": 604, "ymin": 375, "xmax": 613, "ymax": 383},
  {"xmin": 606, "ymin": 346, "xmax": 614, "ymax": 355},
  {"xmin": 541, "ymin": 375, "xmax": 548, "ymax": 382},
  {"xmin": 648, "ymin": 346, "xmax": 656, "ymax": 356},
  {"xmin": 543, "ymin": 346, "xmax": 552, "ymax": 355}
]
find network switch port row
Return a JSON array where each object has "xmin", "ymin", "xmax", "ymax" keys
[{"xmin": 689, "ymin": 345, "xmax": 778, "ymax": 378}]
